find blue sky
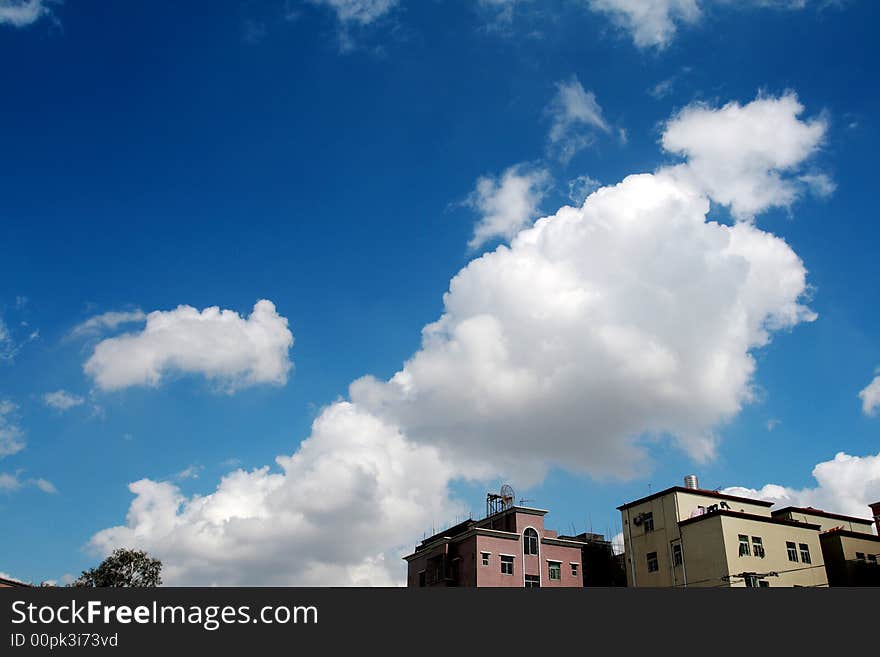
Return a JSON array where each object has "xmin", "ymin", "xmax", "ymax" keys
[{"xmin": 1, "ymin": 0, "xmax": 879, "ymax": 585}]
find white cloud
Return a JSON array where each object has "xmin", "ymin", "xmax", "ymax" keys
[
  {"xmin": 723, "ymin": 451, "xmax": 880, "ymax": 522},
  {"xmin": 589, "ymin": 1, "xmax": 820, "ymax": 49},
  {"xmin": 466, "ymin": 165, "xmax": 551, "ymax": 249},
  {"xmin": 32, "ymin": 478, "xmax": 57, "ymax": 494},
  {"xmin": 0, "ymin": 472, "xmax": 22, "ymax": 491},
  {"xmin": 0, "ymin": 470, "xmax": 57, "ymax": 494},
  {"xmin": 69, "ymin": 310, "xmax": 147, "ymax": 339},
  {"xmin": 0, "ymin": 400, "xmax": 25, "ymax": 458},
  {"xmin": 590, "ymin": 0, "xmax": 701, "ymax": 49},
  {"xmin": 43, "ymin": 390, "xmax": 85, "ymax": 412},
  {"xmin": 477, "ymin": 0, "xmax": 530, "ymax": 27},
  {"xmin": 83, "ymin": 300, "xmax": 294, "ymax": 393},
  {"xmin": 765, "ymin": 418, "xmax": 781, "ymax": 431},
  {"xmin": 799, "ymin": 172, "xmax": 837, "ymax": 198},
  {"xmin": 661, "ymin": 92, "xmax": 829, "ymax": 220},
  {"xmin": 859, "ymin": 373, "xmax": 880, "ymax": 416},
  {"xmin": 174, "ymin": 465, "xmax": 203, "ymax": 481},
  {"xmin": 89, "ymin": 402, "xmax": 461, "ymax": 585},
  {"xmin": 92, "ymin": 93, "xmax": 820, "ymax": 585},
  {"xmin": 0, "ymin": 315, "xmax": 38, "ymax": 362},
  {"xmin": 546, "ymin": 77, "xmax": 612, "ymax": 163},
  {"xmin": 0, "ymin": 0, "xmax": 52, "ymax": 28},
  {"xmin": 308, "ymin": 0, "xmax": 397, "ymax": 25},
  {"xmin": 610, "ymin": 531, "xmax": 624, "ymax": 555},
  {"xmin": 0, "ymin": 318, "xmax": 13, "ymax": 361},
  {"xmin": 351, "ymin": 170, "xmax": 815, "ymax": 483},
  {"xmin": 567, "ymin": 174, "xmax": 602, "ymax": 205}
]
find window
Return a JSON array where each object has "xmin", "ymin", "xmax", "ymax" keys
[
  {"xmin": 738, "ymin": 535, "xmax": 750, "ymax": 557},
  {"xmin": 786, "ymin": 541, "xmax": 798, "ymax": 562},
  {"xmin": 523, "ymin": 528, "xmax": 539, "ymax": 555},
  {"xmin": 856, "ymin": 552, "xmax": 866, "ymax": 562},
  {"xmin": 548, "ymin": 561, "xmax": 561, "ymax": 581},
  {"xmin": 672, "ymin": 543, "xmax": 683, "ymax": 567},
  {"xmin": 418, "ymin": 571, "xmax": 426, "ymax": 587},
  {"xmin": 501, "ymin": 555, "xmax": 514, "ymax": 575},
  {"xmin": 524, "ymin": 575, "xmax": 540, "ymax": 588},
  {"xmin": 799, "ymin": 543, "xmax": 811, "ymax": 564},
  {"xmin": 868, "ymin": 554, "xmax": 878, "ymax": 566},
  {"xmin": 752, "ymin": 537, "xmax": 765, "ymax": 558},
  {"xmin": 646, "ymin": 552, "xmax": 659, "ymax": 573},
  {"xmin": 481, "ymin": 552, "xmax": 490, "ymax": 567},
  {"xmin": 571, "ymin": 563, "xmax": 579, "ymax": 578},
  {"xmin": 759, "ymin": 580, "xmax": 770, "ymax": 588},
  {"xmin": 643, "ymin": 512, "xmax": 655, "ymax": 532},
  {"xmin": 744, "ymin": 574, "xmax": 758, "ymax": 588}
]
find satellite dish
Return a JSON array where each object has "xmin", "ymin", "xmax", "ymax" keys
[{"xmin": 500, "ymin": 484, "xmax": 515, "ymax": 508}]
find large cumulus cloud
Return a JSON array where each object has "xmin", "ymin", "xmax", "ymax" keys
[
  {"xmin": 90, "ymin": 402, "xmax": 461, "ymax": 585},
  {"xmin": 91, "ymin": 93, "xmax": 823, "ymax": 584}
]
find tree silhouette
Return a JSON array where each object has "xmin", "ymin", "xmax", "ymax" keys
[{"xmin": 71, "ymin": 548, "xmax": 162, "ymax": 587}]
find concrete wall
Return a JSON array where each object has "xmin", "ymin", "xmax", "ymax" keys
[{"xmin": 774, "ymin": 509, "xmax": 874, "ymax": 534}]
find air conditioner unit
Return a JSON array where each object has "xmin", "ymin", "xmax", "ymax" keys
[{"xmin": 633, "ymin": 515, "xmax": 643, "ymax": 526}]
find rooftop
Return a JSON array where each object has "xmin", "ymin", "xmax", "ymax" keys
[
  {"xmin": 618, "ymin": 486, "xmax": 774, "ymax": 511},
  {"xmin": 412, "ymin": 505, "xmax": 549, "ymax": 552},
  {"xmin": 771, "ymin": 506, "xmax": 874, "ymax": 526},
  {"xmin": 678, "ymin": 508, "xmax": 821, "ymax": 530}
]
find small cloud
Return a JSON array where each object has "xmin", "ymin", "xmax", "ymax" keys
[
  {"xmin": 32, "ymin": 478, "xmax": 57, "ymax": 494},
  {"xmin": 43, "ymin": 390, "xmax": 85, "ymax": 412},
  {"xmin": 765, "ymin": 418, "xmax": 781, "ymax": 432},
  {"xmin": 68, "ymin": 309, "xmax": 146, "ymax": 340},
  {"xmin": 0, "ymin": 471, "xmax": 22, "ymax": 491},
  {"xmin": 122, "ymin": 433, "xmax": 134, "ymax": 442},
  {"xmin": 0, "ymin": 400, "xmax": 25, "ymax": 459},
  {"xmin": 0, "ymin": 315, "xmax": 38, "ymax": 363},
  {"xmin": 567, "ymin": 175, "xmax": 602, "ymax": 205},
  {"xmin": 859, "ymin": 372, "xmax": 880, "ymax": 417},
  {"xmin": 546, "ymin": 77, "xmax": 613, "ymax": 164},
  {"xmin": 221, "ymin": 457, "xmax": 242, "ymax": 468},
  {"xmin": 0, "ymin": 471, "xmax": 57, "ymax": 494},
  {"xmin": 649, "ymin": 77, "xmax": 676, "ymax": 99},
  {"xmin": 174, "ymin": 465, "xmax": 203, "ymax": 481},
  {"xmin": 307, "ymin": 0, "xmax": 399, "ymax": 52},
  {"xmin": 799, "ymin": 172, "xmax": 837, "ymax": 198},
  {"xmin": 0, "ymin": 0, "xmax": 55, "ymax": 29}
]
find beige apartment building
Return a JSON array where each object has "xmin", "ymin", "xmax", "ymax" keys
[
  {"xmin": 770, "ymin": 507, "xmax": 880, "ymax": 586},
  {"xmin": 619, "ymin": 478, "xmax": 828, "ymax": 588}
]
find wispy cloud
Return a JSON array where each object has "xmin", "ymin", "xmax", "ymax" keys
[
  {"xmin": 0, "ymin": 0, "xmax": 55, "ymax": 29},
  {"xmin": 0, "ymin": 400, "xmax": 25, "ymax": 459},
  {"xmin": 43, "ymin": 390, "xmax": 85, "ymax": 412},
  {"xmin": 546, "ymin": 77, "xmax": 612, "ymax": 163},
  {"xmin": 0, "ymin": 470, "xmax": 57, "ymax": 494},
  {"xmin": 68, "ymin": 309, "xmax": 146, "ymax": 340}
]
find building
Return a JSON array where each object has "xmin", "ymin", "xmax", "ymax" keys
[
  {"xmin": 618, "ymin": 477, "xmax": 828, "ymax": 588},
  {"xmin": 404, "ymin": 493, "xmax": 588, "ymax": 587},
  {"xmin": 556, "ymin": 532, "xmax": 627, "ymax": 586},
  {"xmin": 0, "ymin": 575, "xmax": 30, "ymax": 588},
  {"xmin": 772, "ymin": 506, "xmax": 880, "ymax": 587}
]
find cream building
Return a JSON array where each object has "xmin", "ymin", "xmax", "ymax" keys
[
  {"xmin": 771, "ymin": 506, "xmax": 880, "ymax": 586},
  {"xmin": 619, "ymin": 480, "xmax": 828, "ymax": 588}
]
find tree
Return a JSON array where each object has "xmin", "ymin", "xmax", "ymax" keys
[{"xmin": 71, "ymin": 548, "xmax": 162, "ymax": 587}]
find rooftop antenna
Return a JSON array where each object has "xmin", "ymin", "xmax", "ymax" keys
[{"xmin": 487, "ymin": 484, "xmax": 516, "ymax": 516}]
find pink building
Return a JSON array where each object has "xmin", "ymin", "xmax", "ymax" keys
[{"xmin": 404, "ymin": 505, "xmax": 588, "ymax": 587}]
